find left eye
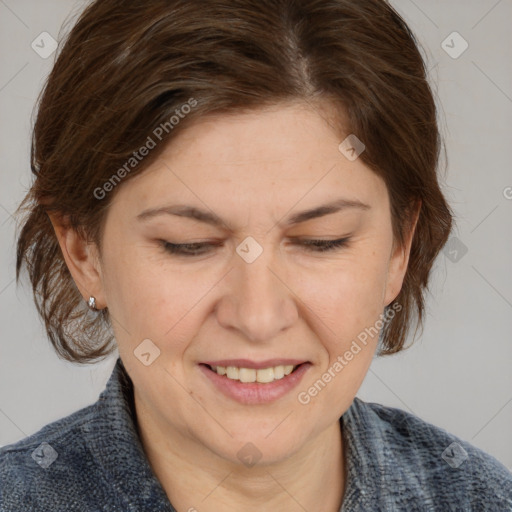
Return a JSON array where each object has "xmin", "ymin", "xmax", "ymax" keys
[
  {"xmin": 161, "ymin": 238, "xmax": 350, "ymax": 256},
  {"xmin": 298, "ymin": 237, "xmax": 350, "ymax": 252}
]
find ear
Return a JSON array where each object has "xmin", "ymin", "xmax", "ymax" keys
[
  {"xmin": 48, "ymin": 213, "xmax": 107, "ymax": 310},
  {"xmin": 383, "ymin": 200, "xmax": 421, "ymax": 307}
]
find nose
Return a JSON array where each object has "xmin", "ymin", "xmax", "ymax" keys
[{"xmin": 216, "ymin": 243, "xmax": 298, "ymax": 343}]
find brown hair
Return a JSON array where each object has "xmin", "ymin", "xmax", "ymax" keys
[{"xmin": 15, "ymin": 0, "xmax": 453, "ymax": 364}]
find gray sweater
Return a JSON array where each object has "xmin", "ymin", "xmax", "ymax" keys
[{"xmin": 1, "ymin": 357, "xmax": 511, "ymax": 511}]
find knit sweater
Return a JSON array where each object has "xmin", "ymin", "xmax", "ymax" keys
[{"xmin": 1, "ymin": 357, "xmax": 511, "ymax": 511}]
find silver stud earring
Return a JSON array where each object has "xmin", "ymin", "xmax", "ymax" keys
[{"xmin": 87, "ymin": 296, "xmax": 97, "ymax": 310}]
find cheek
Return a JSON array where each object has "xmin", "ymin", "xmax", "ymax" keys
[
  {"xmin": 102, "ymin": 246, "xmax": 214, "ymax": 357},
  {"xmin": 295, "ymin": 253, "xmax": 388, "ymax": 415},
  {"xmin": 99, "ymin": 243, "xmax": 176, "ymax": 338},
  {"xmin": 297, "ymin": 246, "xmax": 390, "ymax": 336}
]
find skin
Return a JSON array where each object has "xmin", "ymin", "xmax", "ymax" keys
[{"xmin": 50, "ymin": 101, "xmax": 419, "ymax": 512}]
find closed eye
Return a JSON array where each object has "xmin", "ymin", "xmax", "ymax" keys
[
  {"xmin": 160, "ymin": 237, "xmax": 351, "ymax": 256},
  {"xmin": 298, "ymin": 237, "xmax": 350, "ymax": 252}
]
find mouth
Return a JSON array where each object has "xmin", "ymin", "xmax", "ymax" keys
[{"xmin": 198, "ymin": 360, "xmax": 311, "ymax": 404}]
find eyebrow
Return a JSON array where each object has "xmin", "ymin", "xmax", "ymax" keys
[{"xmin": 136, "ymin": 198, "xmax": 371, "ymax": 230}]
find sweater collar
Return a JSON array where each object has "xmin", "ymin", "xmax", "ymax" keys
[
  {"xmin": 84, "ymin": 357, "xmax": 176, "ymax": 510},
  {"xmin": 340, "ymin": 395, "xmax": 399, "ymax": 510}
]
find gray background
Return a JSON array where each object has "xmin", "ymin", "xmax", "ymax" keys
[{"xmin": 1, "ymin": 0, "xmax": 511, "ymax": 470}]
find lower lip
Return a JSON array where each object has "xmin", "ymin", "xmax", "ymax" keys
[{"xmin": 199, "ymin": 363, "xmax": 311, "ymax": 405}]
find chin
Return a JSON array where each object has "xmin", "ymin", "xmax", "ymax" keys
[{"xmin": 208, "ymin": 430, "xmax": 305, "ymax": 468}]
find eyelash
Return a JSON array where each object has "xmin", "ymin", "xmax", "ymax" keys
[{"xmin": 161, "ymin": 238, "xmax": 351, "ymax": 256}]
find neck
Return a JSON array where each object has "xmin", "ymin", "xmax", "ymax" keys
[{"xmin": 135, "ymin": 395, "xmax": 346, "ymax": 512}]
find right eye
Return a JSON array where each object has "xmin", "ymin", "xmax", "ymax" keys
[{"xmin": 161, "ymin": 241, "xmax": 223, "ymax": 256}]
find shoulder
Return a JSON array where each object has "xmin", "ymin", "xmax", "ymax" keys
[
  {"xmin": 0, "ymin": 403, "xmax": 102, "ymax": 511},
  {"xmin": 346, "ymin": 398, "xmax": 512, "ymax": 510}
]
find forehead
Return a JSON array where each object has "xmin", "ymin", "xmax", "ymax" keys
[
  {"xmin": 168, "ymin": 101, "xmax": 347, "ymax": 165},
  {"xmin": 111, "ymin": 102, "xmax": 388, "ymax": 221}
]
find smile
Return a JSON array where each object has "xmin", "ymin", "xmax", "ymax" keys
[{"xmin": 199, "ymin": 361, "xmax": 311, "ymax": 404}]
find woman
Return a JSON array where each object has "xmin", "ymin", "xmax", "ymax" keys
[{"xmin": 1, "ymin": 0, "xmax": 511, "ymax": 510}]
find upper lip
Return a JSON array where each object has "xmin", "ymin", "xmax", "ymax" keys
[{"xmin": 201, "ymin": 359, "xmax": 308, "ymax": 369}]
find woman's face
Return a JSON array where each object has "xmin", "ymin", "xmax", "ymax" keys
[{"xmin": 95, "ymin": 101, "xmax": 413, "ymax": 466}]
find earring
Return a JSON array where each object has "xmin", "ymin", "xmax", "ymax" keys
[{"xmin": 87, "ymin": 296, "xmax": 97, "ymax": 310}]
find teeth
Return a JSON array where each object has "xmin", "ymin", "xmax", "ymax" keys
[
  {"xmin": 213, "ymin": 364, "xmax": 297, "ymax": 383},
  {"xmin": 285, "ymin": 365, "xmax": 296, "ymax": 375},
  {"xmin": 273, "ymin": 365, "xmax": 285, "ymax": 379},
  {"xmin": 239, "ymin": 368, "xmax": 256, "ymax": 382},
  {"xmin": 226, "ymin": 366, "xmax": 239, "ymax": 379}
]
